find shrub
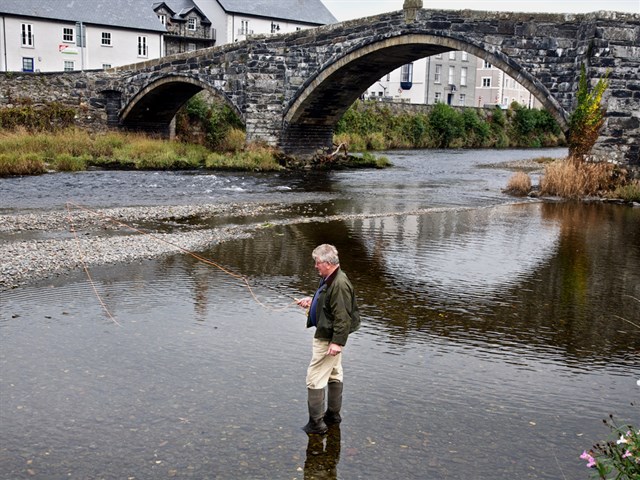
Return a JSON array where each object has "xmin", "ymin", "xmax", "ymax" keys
[
  {"xmin": 568, "ymin": 64, "xmax": 609, "ymax": 160},
  {"xmin": 610, "ymin": 180, "xmax": 640, "ymax": 202},
  {"xmin": 428, "ymin": 103, "xmax": 464, "ymax": 147}
]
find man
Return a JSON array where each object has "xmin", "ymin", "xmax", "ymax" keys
[{"xmin": 296, "ymin": 244, "xmax": 360, "ymax": 435}]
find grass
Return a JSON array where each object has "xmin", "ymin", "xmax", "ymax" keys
[
  {"xmin": 501, "ymin": 156, "xmax": 639, "ymax": 203},
  {"xmin": 539, "ymin": 159, "xmax": 616, "ymax": 199},
  {"xmin": 0, "ymin": 128, "xmax": 282, "ymax": 175},
  {"xmin": 504, "ymin": 171, "xmax": 532, "ymax": 196}
]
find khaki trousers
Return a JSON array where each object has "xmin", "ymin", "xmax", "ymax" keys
[{"xmin": 306, "ymin": 338, "xmax": 344, "ymax": 389}]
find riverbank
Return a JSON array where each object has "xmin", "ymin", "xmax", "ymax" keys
[{"xmin": 0, "ymin": 203, "xmax": 290, "ymax": 291}]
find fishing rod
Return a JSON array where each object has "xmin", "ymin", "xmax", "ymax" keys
[{"xmin": 65, "ymin": 201, "xmax": 303, "ymax": 325}]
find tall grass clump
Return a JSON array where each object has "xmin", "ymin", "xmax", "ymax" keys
[
  {"xmin": 504, "ymin": 171, "xmax": 532, "ymax": 196},
  {"xmin": 609, "ymin": 180, "xmax": 640, "ymax": 203},
  {"xmin": 539, "ymin": 160, "xmax": 616, "ymax": 198},
  {"xmin": 205, "ymin": 143, "xmax": 282, "ymax": 171},
  {"xmin": 0, "ymin": 152, "xmax": 46, "ymax": 175}
]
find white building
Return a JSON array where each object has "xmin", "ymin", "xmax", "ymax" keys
[
  {"xmin": 366, "ymin": 52, "xmax": 540, "ymax": 109},
  {"xmin": 0, "ymin": 0, "xmax": 336, "ymax": 72},
  {"xmin": 0, "ymin": 0, "xmax": 166, "ymax": 72},
  {"xmin": 475, "ymin": 57, "xmax": 540, "ymax": 108},
  {"xmin": 194, "ymin": 0, "xmax": 336, "ymax": 44}
]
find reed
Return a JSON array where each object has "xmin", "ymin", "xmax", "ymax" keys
[
  {"xmin": 504, "ymin": 171, "xmax": 532, "ymax": 196},
  {"xmin": 539, "ymin": 160, "xmax": 616, "ymax": 198}
]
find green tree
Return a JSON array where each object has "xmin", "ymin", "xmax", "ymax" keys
[{"xmin": 568, "ymin": 64, "xmax": 608, "ymax": 161}]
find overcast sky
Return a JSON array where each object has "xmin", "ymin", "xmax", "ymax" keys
[{"xmin": 322, "ymin": 0, "xmax": 639, "ymax": 21}]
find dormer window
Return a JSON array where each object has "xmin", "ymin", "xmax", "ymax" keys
[{"xmin": 188, "ymin": 18, "xmax": 197, "ymax": 30}]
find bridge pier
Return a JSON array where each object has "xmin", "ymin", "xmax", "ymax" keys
[{"xmin": 279, "ymin": 124, "xmax": 335, "ymax": 158}]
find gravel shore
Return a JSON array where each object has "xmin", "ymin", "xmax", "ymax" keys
[{"xmin": 0, "ymin": 202, "xmax": 288, "ymax": 291}]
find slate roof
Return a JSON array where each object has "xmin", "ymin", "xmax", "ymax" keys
[
  {"xmin": 216, "ymin": 0, "xmax": 337, "ymax": 25},
  {"xmin": 0, "ymin": 0, "xmax": 166, "ymax": 32},
  {"xmin": 154, "ymin": 1, "xmax": 212, "ymax": 25}
]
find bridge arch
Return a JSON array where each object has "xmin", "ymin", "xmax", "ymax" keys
[
  {"xmin": 282, "ymin": 33, "xmax": 568, "ymax": 154},
  {"xmin": 120, "ymin": 75, "xmax": 243, "ymax": 136}
]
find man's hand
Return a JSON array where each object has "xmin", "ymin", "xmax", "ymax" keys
[
  {"xmin": 327, "ymin": 343, "xmax": 342, "ymax": 356},
  {"xmin": 296, "ymin": 297, "xmax": 312, "ymax": 309}
]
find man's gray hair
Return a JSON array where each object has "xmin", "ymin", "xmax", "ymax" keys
[{"xmin": 312, "ymin": 244, "xmax": 340, "ymax": 265}]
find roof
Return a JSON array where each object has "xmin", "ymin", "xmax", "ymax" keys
[
  {"xmin": 216, "ymin": 0, "xmax": 337, "ymax": 25},
  {"xmin": 154, "ymin": 0, "xmax": 212, "ymax": 24},
  {"xmin": 0, "ymin": 0, "xmax": 166, "ymax": 32}
]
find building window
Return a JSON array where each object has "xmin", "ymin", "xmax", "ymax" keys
[
  {"xmin": 482, "ymin": 77, "xmax": 492, "ymax": 87},
  {"xmin": 434, "ymin": 64, "xmax": 442, "ymax": 84},
  {"xmin": 64, "ymin": 61, "xmax": 75, "ymax": 71},
  {"xmin": 102, "ymin": 64, "xmax": 112, "ymax": 69},
  {"xmin": 22, "ymin": 57, "xmax": 34, "ymax": 72},
  {"xmin": 448, "ymin": 66, "xmax": 455, "ymax": 85},
  {"xmin": 187, "ymin": 43, "xmax": 197, "ymax": 52},
  {"xmin": 62, "ymin": 27, "xmax": 74, "ymax": 42},
  {"xmin": 460, "ymin": 67, "xmax": 467, "ymax": 86},
  {"xmin": 448, "ymin": 51, "xmax": 456, "ymax": 60},
  {"xmin": 483, "ymin": 60, "xmax": 492, "ymax": 69},
  {"xmin": 459, "ymin": 94, "xmax": 466, "ymax": 106},
  {"xmin": 400, "ymin": 63, "xmax": 413, "ymax": 90},
  {"xmin": 434, "ymin": 92, "xmax": 442, "ymax": 103},
  {"xmin": 188, "ymin": 18, "xmax": 197, "ymax": 30},
  {"xmin": 240, "ymin": 20, "xmax": 249, "ymax": 35},
  {"xmin": 461, "ymin": 51, "xmax": 468, "ymax": 61},
  {"xmin": 386, "ymin": 73, "xmax": 390, "ymax": 81},
  {"xmin": 158, "ymin": 14, "xmax": 166, "ymax": 25},
  {"xmin": 137, "ymin": 36, "xmax": 148, "ymax": 57},
  {"xmin": 21, "ymin": 24, "xmax": 34, "ymax": 47},
  {"xmin": 101, "ymin": 32, "xmax": 112, "ymax": 46},
  {"xmin": 435, "ymin": 53, "xmax": 442, "ymax": 59}
]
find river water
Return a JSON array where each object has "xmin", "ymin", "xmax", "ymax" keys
[{"xmin": 1, "ymin": 148, "xmax": 639, "ymax": 480}]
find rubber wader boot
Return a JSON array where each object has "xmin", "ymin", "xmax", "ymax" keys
[
  {"xmin": 324, "ymin": 381, "xmax": 343, "ymax": 425},
  {"xmin": 302, "ymin": 388, "xmax": 328, "ymax": 435}
]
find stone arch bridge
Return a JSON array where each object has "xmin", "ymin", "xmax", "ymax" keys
[{"xmin": 1, "ymin": 8, "xmax": 639, "ymax": 166}]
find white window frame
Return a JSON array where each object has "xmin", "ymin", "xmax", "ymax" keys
[
  {"xmin": 137, "ymin": 36, "xmax": 148, "ymax": 57},
  {"xmin": 102, "ymin": 64, "xmax": 112, "ymax": 70},
  {"xmin": 158, "ymin": 14, "xmax": 167, "ymax": 25},
  {"xmin": 459, "ymin": 94, "xmax": 466, "ymax": 106},
  {"xmin": 448, "ymin": 51, "xmax": 456, "ymax": 60},
  {"xmin": 434, "ymin": 92, "xmax": 442, "ymax": 103},
  {"xmin": 448, "ymin": 66, "xmax": 455, "ymax": 85},
  {"xmin": 101, "ymin": 32, "xmax": 112, "ymax": 46},
  {"xmin": 434, "ymin": 64, "xmax": 442, "ymax": 84},
  {"xmin": 62, "ymin": 27, "xmax": 74, "ymax": 43},
  {"xmin": 482, "ymin": 77, "xmax": 492, "ymax": 87},
  {"xmin": 460, "ymin": 67, "xmax": 467, "ymax": 87},
  {"xmin": 461, "ymin": 51, "xmax": 468, "ymax": 61},
  {"xmin": 401, "ymin": 63, "xmax": 413, "ymax": 83},
  {"xmin": 187, "ymin": 43, "xmax": 196, "ymax": 52},
  {"xmin": 483, "ymin": 60, "xmax": 492, "ymax": 69},
  {"xmin": 64, "ymin": 60, "xmax": 75, "ymax": 72},
  {"xmin": 21, "ymin": 24, "xmax": 34, "ymax": 47},
  {"xmin": 188, "ymin": 18, "xmax": 197, "ymax": 30}
]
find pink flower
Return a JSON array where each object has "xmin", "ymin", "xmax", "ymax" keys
[
  {"xmin": 581, "ymin": 450, "xmax": 597, "ymax": 468},
  {"xmin": 622, "ymin": 450, "xmax": 632, "ymax": 459}
]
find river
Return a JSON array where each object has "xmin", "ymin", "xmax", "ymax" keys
[{"xmin": 1, "ymin": 148, "xmax": 639, "ymax": 479}]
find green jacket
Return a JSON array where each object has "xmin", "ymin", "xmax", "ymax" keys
[{"xmin": 307, "ymin": 268, "xmax": 360, "ymax": 346}]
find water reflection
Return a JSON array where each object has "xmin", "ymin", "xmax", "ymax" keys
[
  {"xmin": 304, "ymin": 425, "xmax": 341, "ymax": 480},
  {"xmin": 2, "ymin": 148, "xmax": 639, "ymax": 480}
]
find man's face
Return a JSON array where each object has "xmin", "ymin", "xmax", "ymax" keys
[{"xmin": 314, "ymin": 259, "xmax": 334, "ymax": 278}]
